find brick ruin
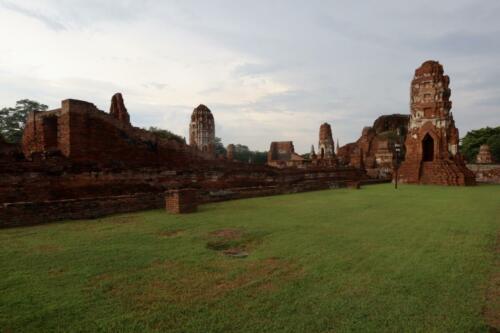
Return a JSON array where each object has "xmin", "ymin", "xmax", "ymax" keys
[
  {"xmin": 165, "ymin": 189, "xmax": 198, "ymax": 214},
  {"xmin": 398, "ymin": 60, "xmax": 475, "ymax": 185},
  {"xmin": 189, "ymin": 104, "xmax": 215, "ymax": 158},
  {"xmin": 0, "ymin": 95, "xmax": 365, "ymax": 227},
  {"xmin": 109, "ymin": 93, "xmax": 131, "ymax": 126},
  {"xmin": 0, "ymin": 60, "xmax": 483, "ymax": 225},
  {"xmin": 318, "ymin": 123, "xmax": 335, "ymax": 160},
  {"xmin": 267, "ymin": 123, "xmax": 339, "ymax": 168},
  {"xmin": 21, "ymin": 99, "xmax": 204, "ymax": 168},
  {"xmin": 226, "ymin": 144, "xmax": 235, "ymax": 161},
  {"xmin": 267, "ymin": 141, "xmax": 306, "ymax": 168},
  {"xmin": 337, "ymin": 114, "xmax": 408, "ymax": 178},
  {"xmin": 476, "ymin": 144, "xmax": 493, "ymax": 164}
]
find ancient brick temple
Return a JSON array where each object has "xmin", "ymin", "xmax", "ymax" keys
[
  {"xmin": 398, "ymin": 60, "xmax": 475, "ymax": 185},
  {"xmin": 318, "ymin": 123, "xmax": 335, "ymax": 159},
  {"xmin": 0, "ymin": 94, "xmax": 365, "ymax": 227},
  {"xmin": 267, "ymin": 141, "xmax": 306, "ymax": 168},
  {"xmin": 189, "ymin": 104, "xmax": 215, "ymax": 158},
  {"xmin": 476, "ymin": 144, "xmax": 493, "ymax": 164},
  {"xmin": 337, "ymin": 114, "xmax": 408, "ymax": 178}
]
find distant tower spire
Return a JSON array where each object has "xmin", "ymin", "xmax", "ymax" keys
[
  {"xmin": 189, "ymin": 104, "xmax": 215, "ymax": 158},
  {"xmin": 336, "ymin": 138, "xmax": 340, "ymax": 154},
  {"xmin": 310, "ymin": 144, "xmax": 317, "ymax": 160},
  {"xmin": 318, "ymin": 123, "xmax": 335, "ymax": 159}
]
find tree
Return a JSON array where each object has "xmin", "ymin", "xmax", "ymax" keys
[
  {"xmin": 461, "ymin": 126, "xmax": 500, "ymax": 162},
  {"xmin": 214, "ymin": 137, "xmax": 226, "ymax": 156},
  {"xmin": 231, "ymin": 144, "xmax": 267, "ymax": 165},
  {"xmin": 486, "ymin": 133, "xmax": 500, "ymax": 162},
  {"xmin": 0, "ymin": 99, "xmax": 48, "ymax": 143},
  {"xmin": 203, "ymin": 136, "xmax": 267, "ymax": 164},
  {"xmin": 147, "ymin": 126, "xmax": 185, "ymax": 144}
]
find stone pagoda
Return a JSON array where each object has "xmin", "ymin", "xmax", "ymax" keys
[
  {"xmin": 398, "ymin": 60, "xmax": 475, "ymax": 185},
  {"xmin": 189, "ymin": 104, "xmax": 215, "ymax": 158}
]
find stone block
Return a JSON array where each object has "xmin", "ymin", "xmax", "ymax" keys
[{"xmin": 165, "ymin": 189, "xmax": 198, "ymax": 214}]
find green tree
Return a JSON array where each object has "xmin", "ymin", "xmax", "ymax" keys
[
  {"xmin": 461, "ymin": 126, "xmax": 500, "ymax": 162},
  {"xmin": 231, "ymin": 144, "xmax": 267, "ymax": 165},
  {"xmin": 147, "ymin": 126, "xmax": 185, "ymax": 144},
  {"xmin": 0, "ymin": 99, "xmax": 48, "ymax": 143},
  {"xmin": 486, "ymin": 133, "xmax": 500, "ymax": 162},
  {"xmin": 214, "ymin": 137, "xmax": 226, "ymax": 156}
]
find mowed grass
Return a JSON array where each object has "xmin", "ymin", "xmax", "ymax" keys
[{"xmin": 1, "ymin": 184, "xmax": 499, "ymax": 333}]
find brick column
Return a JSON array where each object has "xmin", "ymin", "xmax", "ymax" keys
[{"xmin": 165, "ymin": 189, "xmax": 198, "ymax": 214}]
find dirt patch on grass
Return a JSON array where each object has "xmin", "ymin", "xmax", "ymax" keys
[
  {"xmin": 110, "ymin": 215, "xmax": 139, "ymax": 224},
  {"xmin": 158, "ymin": 229, "xmax": 185, "ymax": 238},
  {"xmin": 48, "ymin": 267, "xmax": 66, "ymax": 277},
  {"xmin": 209, "ymin": 228, "xmax": 244, "ymax": 239},
  {"xmin": 101, "ymin": 258, "xmax": 303, "ymax": 311},
  {"xmin": 35, "ymin": 244, "xmax": 61, "ymax": 254},
  {"xmin": 484, "ymin": 231, "xmax": 500, "ymax": 331},
  {"xmin": 205, "ymin": 228, "xmax": 264, "ymax": 256}
]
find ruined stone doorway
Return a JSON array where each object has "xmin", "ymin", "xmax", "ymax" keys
[
  {"xmin": 422, "ymin": 134, "xmax": 434, "ymax": 162},
  {"xmin": 321, "ymin": 148, "xmax": 325, "ymax": 159}
]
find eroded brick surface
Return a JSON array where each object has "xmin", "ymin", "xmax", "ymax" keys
[
  {"xmin": 476, "ymin": 145, "xmax": 494, "ymax": 164},
  {"xmin": 398, "ymin": 60, "xmax": 475, "ymax": 186},
  {"xmin": 166, "ymin": 189, "xmax": 198, "ymax": 214},
  {"xmin": 0, "ymin": 94, "xmax": 366, "ymax": 226}
]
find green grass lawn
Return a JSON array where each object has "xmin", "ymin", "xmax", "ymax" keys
[{"xmin": 1, "ymin": 184, "xmax": 499, "ymax": 332}]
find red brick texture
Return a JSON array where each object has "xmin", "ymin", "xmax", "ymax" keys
[
  {"xmin": 398, "ymin": 60, "xmax": 475, "ymax": 186},
  {"xmin": 337, "ymin": 114, "xmax": 408, "ymax": 179},
  {"xmin": 0, "ymin": 95, "xmax": 368, "ymax": 227},
  {"xmin": 189, "ymin": 104, "xmax": 215, "ymax": 158},
  {"xmin": 165, "ymin": 189, "xmax": 198, "ymax": 214}
]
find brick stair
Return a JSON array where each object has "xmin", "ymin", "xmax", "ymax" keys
[{"xmin": 419, "ymin": 160, "xmax": 475, "ymax": 185}]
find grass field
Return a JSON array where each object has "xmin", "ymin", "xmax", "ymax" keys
[{"xmin": 1, "ymin": 184, "xmax": 499, "ymax": 332}]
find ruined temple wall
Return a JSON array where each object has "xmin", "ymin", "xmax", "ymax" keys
[
  {"xmin": 467, "ymin": 164, "xmax": 500, "ymax": 184},
  {"xmin": 0, "ymin": 164, "xmax": 365, "ymax": 227},
  {"xmin": 0, "ymin": 158, "xmax": 364, "ymax": 204},
  {"xmin": 22, "ymin": 99, "xmax": 209, "ymax": 168}
]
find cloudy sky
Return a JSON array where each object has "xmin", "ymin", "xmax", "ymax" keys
[{"xmin": 1, "ymin": 1, "xmax": 499, "ymax": 152}]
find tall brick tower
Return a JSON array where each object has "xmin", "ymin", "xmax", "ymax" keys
[
  {"xmin": 398, "ymin": 60, "xmax": 475, "ymax": 185},
  {"xmin": 189, "ymin": 104, "xmax": 215, "ymax": 157},
  {"xmin": 318, "ymin": 123, "xmax": 335, "ymax": 159}
]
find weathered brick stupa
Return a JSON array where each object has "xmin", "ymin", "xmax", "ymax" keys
[
  {"xmin": 476, "ymin": 144, "xmax": 493, "ymax": 164},
  {"xmin": 109, "ymin": 93, "xmax": 131, "ymax": 126},
  {"xmin": 318, "ymin": 123, "xmax": 335, "ymax": 159},
  {"xmin": 398, "ymin": 60, "xmax": 475, "ymax": 185},
  {"xmin": 189, "ymin": 104, "xmax": 215, "ymax": 158},
  {"xmin": 226, "ymin": 144, "xmax": 235, "ymax": 161}
]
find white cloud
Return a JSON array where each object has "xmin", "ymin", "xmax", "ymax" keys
[{"xmin": 1, "ymin": 1, "xmax": 499, "ymax": 153}]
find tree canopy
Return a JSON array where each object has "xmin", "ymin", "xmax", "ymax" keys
[
  {"xmin": 147, "ymin": 126, "xmax": 185, "ymax": 144},
  {"xmin": 229, "ymin": 143, "xmax": 267, "ymax": 165},
  {"xmin": 461, "ymin": 126, "xmax": 500, "ymax": 162},
  {"xmin": 213, "ymin": 138, "xmax": 267, "ymax": 165},
  {"xmin": 0, "ymin": 99, "xmax": 48, "ymax": 143},
  {"xmin": 214, "ymin": 137, "xmax": 226, "ymax": 156}
]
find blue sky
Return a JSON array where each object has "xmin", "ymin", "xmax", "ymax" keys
[{"xmin": 1, "ymin": 0, "xmax": 499, "ymax": 152}]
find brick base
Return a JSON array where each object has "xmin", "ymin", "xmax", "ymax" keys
[
  {"xmin": 399, "ymin": 159, "xmax": 476, "ymax": 186},
  {"xmin": 165, "ymin": 189, "xmax": 198, "ymax": 214}
]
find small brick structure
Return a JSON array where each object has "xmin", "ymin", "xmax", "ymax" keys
[{"xmin": 165, "ymin": 189, "xmax": 198, "ymax": 214}]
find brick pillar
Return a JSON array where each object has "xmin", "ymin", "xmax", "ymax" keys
[{"xmin": 165, "ymin": 189, "xmax": 198, "ymax": 214}]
